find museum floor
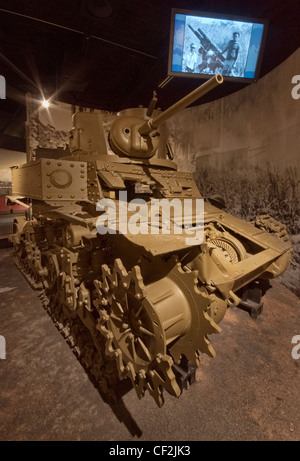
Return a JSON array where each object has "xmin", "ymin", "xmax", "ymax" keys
[{"xmin": 0, "ymin": 243, "xmax": 299, "ymax": 442}]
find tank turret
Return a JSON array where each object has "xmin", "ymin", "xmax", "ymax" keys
[
  {"xmin": 109, "ymin": 73, "xmax": 223, "ymax": 159},
  {"xmin": 7, "ymin": 75, "xmax": 292, "ymax": 407}
]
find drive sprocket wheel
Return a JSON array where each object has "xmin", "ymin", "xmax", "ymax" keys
[
  {"xmin": 40, "ymin": 251, "xmax": 60, "ymax": 290},
  {"xmin": 94, "ymin": 258, "xmax": 220, "ymax": 406}
]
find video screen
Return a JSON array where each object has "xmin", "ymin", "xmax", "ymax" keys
[{"xmin": 169, "ymin": 10, "xmax": 267, "ymax": 82}]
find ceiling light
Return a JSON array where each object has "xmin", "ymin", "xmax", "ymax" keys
[{"xmin": 42, "ymin": 99, "xmax": 50, "ymax": 108}]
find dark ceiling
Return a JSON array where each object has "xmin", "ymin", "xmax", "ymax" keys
[{"xmin": 0, "ymin": 0, "xmax": 300, "ymax": 150}]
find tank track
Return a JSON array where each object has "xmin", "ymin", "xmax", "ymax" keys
[
  {"xmin": 11, "ymin": 214, "xmax": 223, "ymax": 406},
  {"xmin": 254, "ymin": 214, "xmax": 291, "ymax": 243},
  {"xmin": 12, "ymin": 237, "xmax": 219, "ymax": 407},
  {"xmin": 13, "ymin": 251, "xmax": 43, "ymax": 290},
  {"xmin": 12, "ymin": 249, "xmax": 128, "ymax": 404}
]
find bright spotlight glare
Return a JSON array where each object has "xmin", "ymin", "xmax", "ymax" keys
[{"xmin": 42, "ymin": 99, "xmax": 50, "ymax": 108}]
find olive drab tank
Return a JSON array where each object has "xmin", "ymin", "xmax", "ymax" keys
[{"xmin": 7, "ymin": 74, "xmax": 292, "ymax": 407}]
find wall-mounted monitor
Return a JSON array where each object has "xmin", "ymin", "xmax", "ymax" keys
[{"xmin": 168, "ymin": 8, "xmax": 268, "ymax": 83}]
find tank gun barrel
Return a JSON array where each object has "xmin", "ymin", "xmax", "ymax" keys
[{"xmin": 138, "ymin": 73, "xmax": 223, "ymax": 136}]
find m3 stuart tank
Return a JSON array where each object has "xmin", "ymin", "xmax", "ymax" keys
[{"xmin": 8, "ymin": 74, "xmax": 292, "ymax": 407}]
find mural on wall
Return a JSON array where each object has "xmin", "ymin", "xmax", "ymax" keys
[{"xmin": 167, "ymin": 48, "xmax": 300, "ymax": 297}]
